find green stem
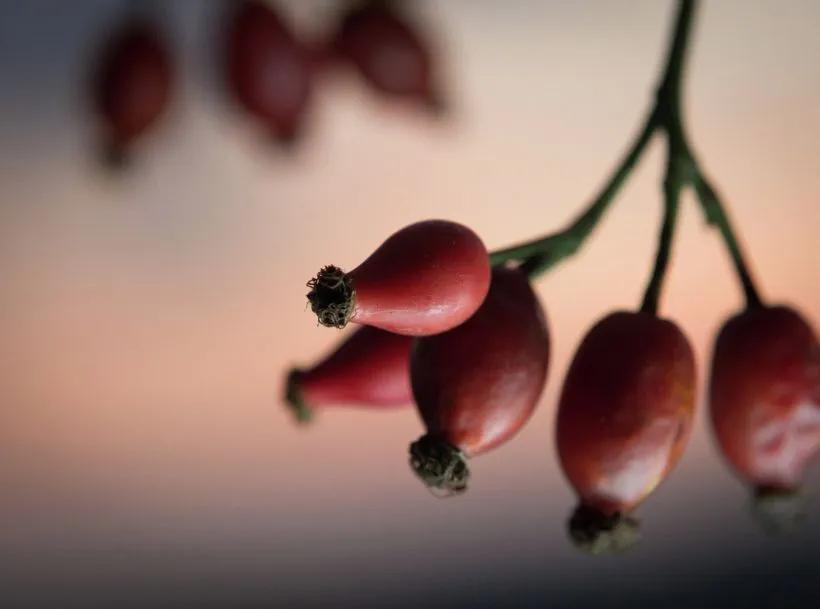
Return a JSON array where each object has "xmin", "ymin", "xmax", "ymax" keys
[
  {"xmin": 636, "ymin": 0, "xmax": 694, "ymax": 315},
  {"xmin": 489, "ymin": 0, "xmax": 765, "ymax": 311},
  {"xmin": 689, "ymin": 166, "xmax": 764, "ymax": 309},
  {"xmin": 650, "ymin": 0, "xmax": 763, "ymax": 312},
  {"xmin": 640, "ymin": 155, "xmax": 682, "ymax": 315},
  {"xmin": 656, "ymin": 0, "xmax": 697, "ymax": 108},
  {"xmin": 490, "ymin": 118, "xmax": 657, "ymax": 275}
]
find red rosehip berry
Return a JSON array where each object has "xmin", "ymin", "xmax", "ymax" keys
[
  {"xmin": 91, "ymin": 16, "xmax": 173, "ymax": 169},
  {"xmin": 285, "ymin": 325, "xmax": 413, "ymax": 424},
  {"xmin": 556, "ymin": 311, "xmax": 697, "ymax": 554},
  {"xmin": 708, "ymin": 304, "xmax": 820, "ymax": 533},
  {"xmin": 408, "ymin": 266, "xmax": 550, "ymax": 495},
  {"xmin": 306, "ymin": 219, "xmax": 491, "ymax": 336},
  {"xmin": 327, "ymin": 0, "xmax": 446, "ymax": 115},
  {"xmin": 225, "ymin": 0, "xmax": 315, "ymax": 147}
]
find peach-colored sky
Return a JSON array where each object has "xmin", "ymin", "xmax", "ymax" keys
[{"xmin": 0, "ymin": 0, "xmax": 818, "ymax": 603}]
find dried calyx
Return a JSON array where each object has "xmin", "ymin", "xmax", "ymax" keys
[
  {"xmin": 268, "ymin": 123, "xmax": 301, "ymax": 150},
  {"xmin": 409, "ymin": 434, "xmax": 469, "ymax": 496},
  {"xmin": 306, "ymin": 265, "xmax": 355, "ymax": 329},
  {"xmin": 284, "ymin": 369, "xmax": 314, "ymax": 424},
  {"xmin": 102, "ymin": 141, "xmax": 130, "ymax": 171},
  {"xmin": 568, "ymin": 503, "xmax": 641, "ymax": 555},
  {"xmin": 751, "ymin": 485, "xmax": 808, "ymax": 535},
  {"xmin": 421, "ymin": 89, "xmax": 448, "ymax": 117}
]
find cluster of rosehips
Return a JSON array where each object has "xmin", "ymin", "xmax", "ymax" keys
[
  {"xmin": 287, "ymin": 219, "xmax": 819, "ymax": 554},
  {"xmin": 89, "ymin": 0, "xmax": 445, "ymax": 169}
]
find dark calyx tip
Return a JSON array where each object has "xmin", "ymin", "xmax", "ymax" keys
[
  {"xmin": 408, "ymin": 434, "xmax": 469, "ymax": 497},
  {"xmin": 101, "ymin": 141, "xmax": 131, "ymax": 172},
  {"xmin": 567, "ymin": 503, "xmax": 641, "ymax": 555},
  {"xmin": 751, "ymin": 485, "xmax": 808, "ymax": 535},
  {"xmin": 267, "ymin": 123, "xmax": 302, "ymax": 151},
  {"xmin": 306, "ymin": 265, "xmax": 355, "ymax": 329},
  {"xmin": 423, "ymin": 89, "xmax": 449, "ymax": 118},
  {"xmin": 284, "ymin": 368, "xmax": 314, "ymax": 425}
]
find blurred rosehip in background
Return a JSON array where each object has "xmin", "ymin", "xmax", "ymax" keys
[
  {"xmin": 324, "ymin": 0, "xmax": 446, "ymax": 116},
  {"xmin": 556, "ymin": 311, "xmax": 697, "ymax": 554},
  {"xmin": 225, "ymin": 0, "xmax": 316, "ymax": 147},
  {"xmin": 306, "ymin": 220, "xmax": 491, "ymax": 336},
  {"xmin": 708, "ymin": 304, "xmax": 820, "ymax": 533},
  {"xmin": 90, "ymin": 13, "xmax": 174, "ymax": 170},
  {"xmin": 284, "ymin": 325, "xmax": 413, "ymax": 424},
  {"xmin": 408, "ymin": 266, "xmax": 550, "ymax": 495}
]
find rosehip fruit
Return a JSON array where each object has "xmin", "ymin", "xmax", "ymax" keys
[
  {"xmin": 225, "ymin": 0, "xmax": 314, "ymax": 147},
  {"xmin": 408, "ymin": 266, "xmax": 550, "ymax": 495},
  {"xmin": 327, "ymin": 0, "xmax": 446, "ymax": 115},
  {"xmin": 556, "ymin": 311, "xmax": 696, "ymax": 554},
  {"xmin": 284, "ymin": 325, "xmax": 413, "ymax": 424},
  {"xmin": 91, "ymin": 15, "xmax": 173, "ymax": 169},
  {"xmin": 306, "ymin": 219, "xmax": 491, "ymax": 336},
  {"xmin": 708, "ymin": 304, "xmax": 820, "ymax": 533}
]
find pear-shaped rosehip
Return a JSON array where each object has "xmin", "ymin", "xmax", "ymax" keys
[
  {"xmin": 556, "ymin": 311, "xmax": 697, "ymax": 554},
  {"xmin": 91, "ymin": 15, "xmax": 173, "ymax": 169},
  {"xmin": 408, "ymin": 266, "xmax": 550, "ymax": 495},
  {"xmin": 284, "ymin": 325, "xmax": 413, "ymax": 424},
  {"xmin": 306, "ymin": 219, "xmax": 491, "ymax": 336},
  {"xmin": 708, "ymin": 304, "xmax": 820, "ymax": 533},
  {"xmin": 225, "ymin": 0, "xmax": 315, "ymax": 146},
  {"xmin": 327, "ymin": 0, "xmax": 446, "ymax": 115}
]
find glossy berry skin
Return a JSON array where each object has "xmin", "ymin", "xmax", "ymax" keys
[
  {"xmin": 328, "ymin": 0, "xmax": 444, "ymax": 114},
  {"xmin": 408, "ymin": 266, "xmax": 550, "ymax": 494},
  {"xmin": 225, "ymin": 0, "xmax": 314, "ymax": 146},
  {"xmin": 556, "ymin": 311, "xmax": 696, "ymax": 554},
  {"xmin": 306, "ymin": 220, "xmax": 491, "ymax": 336},
  {"xmin": 708, "ymin": 305, "xmax": 820, "ymax": 531},
  {"xmin": 91, "ymin": 17, "xmax": 173, "ymax": 168},
  {"xmin": 285, "ymin": 325, "xmax": 413, "ymax": 424}
]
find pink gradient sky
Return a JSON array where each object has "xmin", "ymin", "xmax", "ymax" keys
[{"xmin": 0, "ymin": 0, "xmax": 817, "ymax": 597}]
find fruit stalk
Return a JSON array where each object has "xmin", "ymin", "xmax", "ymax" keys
[
  {"xmin": 490, "ymin": 0, "xmax": 765, "ymax": 313},
  {"xmin": 639, "ymin": 154, "xmax": 682, "ymax": 316}
]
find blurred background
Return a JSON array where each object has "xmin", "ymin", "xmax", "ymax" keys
[{"xmin": 0, "ymin": 0, "xmax": 818, "ymax": 607}]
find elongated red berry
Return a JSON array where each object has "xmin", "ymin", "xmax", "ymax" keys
[
  {"xmin": 327, "ymin": 0, "xmax": 445, "ymax": 115},
  {"xmin": 225, "ymin": 0, "xmax": 314, "ymax": 146},
  {"xmin": 91, "ymin": 16, "xmax": 173, "ymax": 169},
  {"xmin": 285, "ymin": 325, "xmax": 413, "ymax": 424},
  {"xmin": 408, "ymin": 266, "xmax": 550, "ymax": 494},
  {"xmin": 556, "ymin": 311, "xmax": 696, "ymax": 554},
  {"xmin": 708, "ymin": 304, "xmax": 820, "ymax": 533},
  {"xmin": 306, "ymin": 219, "xmax": 491, "ymax": 336}
]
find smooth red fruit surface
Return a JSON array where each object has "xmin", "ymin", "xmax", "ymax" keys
[
  {"xmin": 556, "ymin": 311, "xmax": 696, "ymax": 554},
  {"xmin": 306, "ymin": 219, "xmax": 491, "ymax": 336},
  {"xmin": 285, "ymin": 325, "xmax": 413, "ymax": 424},
  {"xmin": 708, "ymin": 305, "xmax": 820, "ymax": 530},
  {"xmin": 329, "ymin": 0, "xmax": 445, "ymax": 114},
  {"xmin": 226, "ymin": 0, "xmax": 314, "ymax": 145},
  {"xmin": 408, "ymin": 266, "xmax": 550, "ymax": 494},
  {"xmin": 92, "ymin": 17, "xmax": 173, "ymax": 168}
]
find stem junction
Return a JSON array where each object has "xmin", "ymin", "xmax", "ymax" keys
[{"xmin": 491, "ymin": 0, "xmax": 763, "ymax": 312}]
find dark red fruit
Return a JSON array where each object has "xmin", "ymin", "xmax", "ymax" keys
[
  {"xmin": 306, "ymin": 219, "xmax": 491, "ymax": 336},
  {"xmin": 556, "ymin": 311, "xmax": 696, "ymax": 554},
  {"xmin": 328, "ymin": 0, "xmax": 445, "ymax": 115},
  {"xmin": 285, "ymin": 325, "xmax": 413, "ymax": 424},
  {"xmin": 91, "ymin": 16, "xmax": 173, "ymax": 168},
  {"xmin": 408, "ymin": 266, "xmax": 550, "ymax": 495},
  {"xmin": 708, "ymin": 304, "xmax": 820, "ymax": 533},
  {"xmin": 225, "ymin": 0, "xmax": 314, "ymax": 146}
]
